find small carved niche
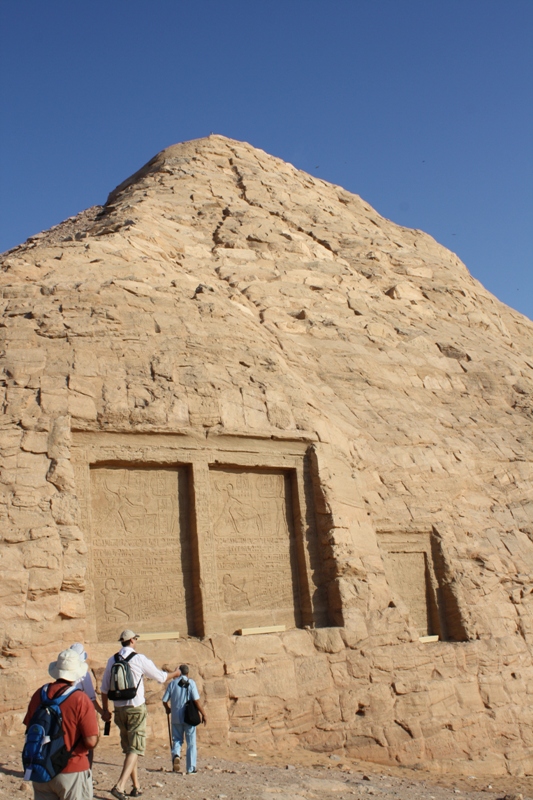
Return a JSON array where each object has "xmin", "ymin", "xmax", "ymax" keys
[{"xmin": 378, "ymin": 529, "xmax": 467, "ymax": 641}]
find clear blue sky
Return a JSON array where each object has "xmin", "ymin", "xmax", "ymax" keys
[{"xmin": 1, "ymin": 1, "xmax": 532, "ymax": 319}]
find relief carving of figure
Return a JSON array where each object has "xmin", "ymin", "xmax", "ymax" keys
[
  {"xmin": 117, "ymin": 483, "xmax": 158, "ymax": 537},
  {"xmin": 101, "ymin": 578, "xmax": 129, "ymax": 622},
  {"xmin": 222, "ymin": 573, "xmax": 250, "ymax": 610},
  {"xmin": 260, "ymin": 475, "xmax": 290, "ymax": 538},
  {"xmin": 216, "ymin": 482, "xmax": 262, "ymax": 540},
  {"xmin": 95, "ymin": 472, "xmax": 154, "ymax": 538}
]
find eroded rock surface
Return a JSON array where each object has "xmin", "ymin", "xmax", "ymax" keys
[{"xmin": 1, "ymin": 135, "xmax": 533, "ymax": 776}]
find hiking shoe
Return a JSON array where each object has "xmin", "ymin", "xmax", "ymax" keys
[
  {"xmin": 129, "ymin": 790, "xmax": 143, "ymax": 797},
  {"xmin": 187, "ymin": 768, "xmax": 198, "ymax": 774},
  {"xmin": 172, "ymin": 755, "xmax": 181, "ymax": 772},
  {"xmin": 111, "ymin": 788, "xmax": 128, "ymax": 800}
]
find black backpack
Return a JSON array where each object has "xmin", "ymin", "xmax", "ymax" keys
[
  {"xmin": 108, "ymin": 652, "xmax": 141, "ymax": 701},
  {"xmin": 22, "ymin": 683, "xmax": 81, "ymax": 783}
]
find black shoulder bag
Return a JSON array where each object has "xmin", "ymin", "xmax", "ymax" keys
[{"xmin": 183, "ymin": 681, "xmax": 201, "ymax": 727}]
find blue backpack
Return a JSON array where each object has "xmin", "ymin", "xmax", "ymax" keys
[{"xmin": 22, "ymin": 683, "xmax": 81, "ymax": 783}]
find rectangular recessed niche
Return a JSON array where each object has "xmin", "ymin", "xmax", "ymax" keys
[
  {"xmin": 209, "ymin": 467, "xmax": 304, "ymax": 635},
  {"xmin": 90, "ymin": 465, "xmax": 198, "ymax": 641},
  {"xmin": 378, "ymin": 529, "xmax": 467, "ymax": 641}
]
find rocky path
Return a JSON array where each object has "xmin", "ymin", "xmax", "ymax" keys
[{"xmin": 0, "ymin": 738, "xmax": 529, "ymax": 800}]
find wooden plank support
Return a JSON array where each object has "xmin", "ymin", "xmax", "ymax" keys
[{"xmin": 237, "ymin": 625, "xmax": 286, "ymax": 636}]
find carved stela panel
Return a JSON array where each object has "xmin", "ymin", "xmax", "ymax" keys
[
  {"xmin": 378, "ymin": 530, "xmax": 468, "ymax": 642},
  {"xmin": 210, "ymin": 468, "xmax": 300, "ymax": 633},
  {"xmin": 382, "ymin": 550, "xmax": 431, "ymax": 635},
  {"xmin": 90, "ymin": 466, "xmax": 192, "ymax": 640}
]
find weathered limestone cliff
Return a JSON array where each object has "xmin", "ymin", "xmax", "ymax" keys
[{"xmin": 1, "ymin": 136, "xmax": 533, "ymax": 776}]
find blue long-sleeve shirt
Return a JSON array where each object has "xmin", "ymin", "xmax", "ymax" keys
[{"xmin": 163, "ymin": 678, "xmax": 200, "ymax": 724}]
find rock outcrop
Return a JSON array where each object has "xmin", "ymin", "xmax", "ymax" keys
[{"xmin": 1, "ymin": 135, "xmax": 533, "ymax": 776}]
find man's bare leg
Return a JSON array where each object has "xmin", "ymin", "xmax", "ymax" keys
[
  {"xmin": 131, "ymin": 758, "xmax": 140, "ymax": 789},
  {"xmin": 116, "ymin": 752, "xmax": 138, "ymax": 792}
]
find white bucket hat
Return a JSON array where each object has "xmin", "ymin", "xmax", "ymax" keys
[{"xmin": 49, "ymin": 649, "xmax": 88, "ymax": 682}]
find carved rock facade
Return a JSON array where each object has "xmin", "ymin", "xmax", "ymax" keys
[{"xmin": 1, "ymin": 136, "xmax": 533, "ymax": 776}]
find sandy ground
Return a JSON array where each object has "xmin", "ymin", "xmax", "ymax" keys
[{"xmin": 0, "ymin": 735, "xmax": 530, "ymax": 800}]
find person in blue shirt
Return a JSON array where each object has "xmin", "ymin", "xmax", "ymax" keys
[{"xmin": 162, "ymin": 664, "xmax": 206, "ymax": 774}]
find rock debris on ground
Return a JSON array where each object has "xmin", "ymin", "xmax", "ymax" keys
[{"xmin": 0, "ymin": 739, "xmax": 531, "ymax": 800}]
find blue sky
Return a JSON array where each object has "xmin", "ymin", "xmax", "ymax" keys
[{"xmin": 1, "ymin": 0, "xmax": 532, "ymax": 319}]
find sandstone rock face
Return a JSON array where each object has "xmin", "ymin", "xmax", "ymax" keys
[{"xmin": 1, "ymin": 135, "xmax": 533, "ymax": 775}]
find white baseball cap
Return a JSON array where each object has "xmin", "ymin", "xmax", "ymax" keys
[{"xmin": 118, "ymin": 629, "xmax": 139, "ymax": 642}]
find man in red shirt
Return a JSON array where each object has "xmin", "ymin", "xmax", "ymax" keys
[{"xmin": 24, "ymin": 649, "xmax": 99, "ymax": 800}]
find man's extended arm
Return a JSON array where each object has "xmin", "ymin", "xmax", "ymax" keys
[{"xmin": 139, "ymin": 654, "xmax": 181, "ymax": 683}]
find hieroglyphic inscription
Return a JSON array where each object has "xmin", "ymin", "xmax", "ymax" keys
[
  {"xmin": 210, "ymin": 468, "xmax": 299, "ymax": 631},
  {"xmin": 90, "ymin": 466, "xmax": 190, "ymax": 640}
]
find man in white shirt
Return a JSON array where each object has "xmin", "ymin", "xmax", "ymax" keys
[{"xmin": 101, "ymin": 629, "xmax": 181, "ymax": 800}]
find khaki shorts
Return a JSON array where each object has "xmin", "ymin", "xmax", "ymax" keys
[
  {"xmin": 114, "ymin": 704, "xmax": 147, "ymax": 755},
  {"xmin": 32, "ymin": 769, "xmax": 92, "ymax": 800}
]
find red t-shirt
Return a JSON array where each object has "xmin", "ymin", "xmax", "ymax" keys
[{"xmin": 24, "ymin": 681, "xmax": 99, "ymax": 773}]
